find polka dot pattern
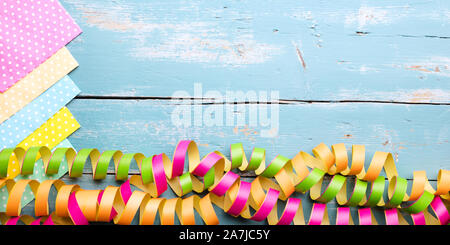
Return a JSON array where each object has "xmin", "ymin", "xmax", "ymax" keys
[
  {"xmin": 0, "ymin": 75, "xmax": 80, "ymax": 149},
  {"xmin": 0, "ymin": 47, "xmax": 78, "ymax": 123},
  {"xmin": 0, "ymin": 0, "xmax": 82, "ymax": 92},
  {"xmin": 0, "ymin": 139, "xmax": 73, "ymax": 211},
  {"xmin": 8, "ymin": 106, "xmax": 80, "ymax": 178}
]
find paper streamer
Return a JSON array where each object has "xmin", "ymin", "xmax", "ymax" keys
[
  {"xmin": 0, "ymin": 75, "xmax": 80, "ymax": 149},
  {"xmin": 1, "ymin": 178, "xmax": 448, "ymax": 225},
  {"xmin": 0, "ymin": 0, "xmax": 82, "ymax": 92},
  {"xmin": 0, "ymin": 47, "xmax": 78, "ymax": 123},
  {"xmin": 0, "ymin": 141, "xmax": 448, "ymax": 225},
  {"xmin": 0, "ymin": 139, "xmax": 73, "ymax": 212}
]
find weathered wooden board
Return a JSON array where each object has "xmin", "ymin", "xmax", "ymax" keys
[
  {"xmin": 61, "ymin": 0, "xmax": 450, "ymax": 102},
  {"xmin": 67, "ymin": 99, "xmax": 450, "ymax": 179}
]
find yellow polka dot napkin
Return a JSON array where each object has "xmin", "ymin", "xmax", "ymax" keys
[{"xmin": 0, "ymin": 106, "xmax": 80, "ymax": 210}]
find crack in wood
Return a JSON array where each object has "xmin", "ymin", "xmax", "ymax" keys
[
  {"xmin": 350, "ymin": 32, "xmax": 450, "ymax": 39},
  {"xmin": 293, "ymin": 42, "xmax": 307, "ymax": 70}
]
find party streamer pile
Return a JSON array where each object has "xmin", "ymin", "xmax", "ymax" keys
[{"xmin": 0, "ymin": 140, "xmax": 448, "ymax": 225}]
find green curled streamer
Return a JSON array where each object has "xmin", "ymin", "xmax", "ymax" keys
[
  {"xmin": 366, "ymin": 176, "xmax": 386, "ymax": 207},
  {"xmin": 47, "ymin": 147, "xmax": 76, "ymax": 175},
  {"xmin": 387, "ymin": 176, "xmax": 408, "ymax": 207},
  {"xmin": 141, "ymin": 157, "xmax": 153, "ymax": 184},
  {"xmin": 295, "ymin": 168, "xmax": 326, "ymax": 193},
  {"xmin": 22, "ymin": 147, "xmax": 51, "ymax": 175},
  {"xmin": 259, "ymin": 155, "xmax": 290, "ymax": 178},
  {"xmin": 316, "ymin": 174, "xmax": 346, "ymax": 203},
  {"xmin": 230, "ymin": 143, "xmax": 244, "ymax": 170},
  {"xmin": 247, "ymin": 148, "xmax": 265, "ymax": 171},
  {"xmin": 345, "ymin": 179, "xmax": 368, "ymax": 206},
  {"xmin": 404, "ymin": 191, "xmax": 434, "ymax": 214},
  {"xmin": 180, "ymin": 172, "xmax": 193, "ymax": 194},
  {"xmin": 70, "ymin": 148, "xmax": 97, "ymax": 178}
]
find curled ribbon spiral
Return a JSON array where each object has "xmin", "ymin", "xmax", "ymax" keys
[{"xmin": 0, "ymin": 140, "xmax": 449, "ymax": 225}]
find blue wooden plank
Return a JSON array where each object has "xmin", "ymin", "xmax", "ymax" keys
[
  {"xmin": 67, "ymin": 99, "xmax": 450, "ymax": 179},
  {"xmin": 62, "ymin": 0, "xmax": 450, "ymax": 102}
]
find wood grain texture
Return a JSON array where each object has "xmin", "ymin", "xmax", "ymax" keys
[{"xmin": 61, "ymin": 0, "xmax": 450, "ymax": 102}]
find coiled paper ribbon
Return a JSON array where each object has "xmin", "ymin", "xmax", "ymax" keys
[{"xmin": 0, "ymin": 141, "xmax": 448, "ymax": 225}]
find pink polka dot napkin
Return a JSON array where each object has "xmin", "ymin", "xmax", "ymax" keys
[{"xmin": 0, "ymin": 0, "xmax": 81, "ymax": 92}]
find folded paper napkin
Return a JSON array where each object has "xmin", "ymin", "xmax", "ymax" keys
[{"xmin": 0, "ymin": 0, "xmax": 82, "ymax": 92}]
